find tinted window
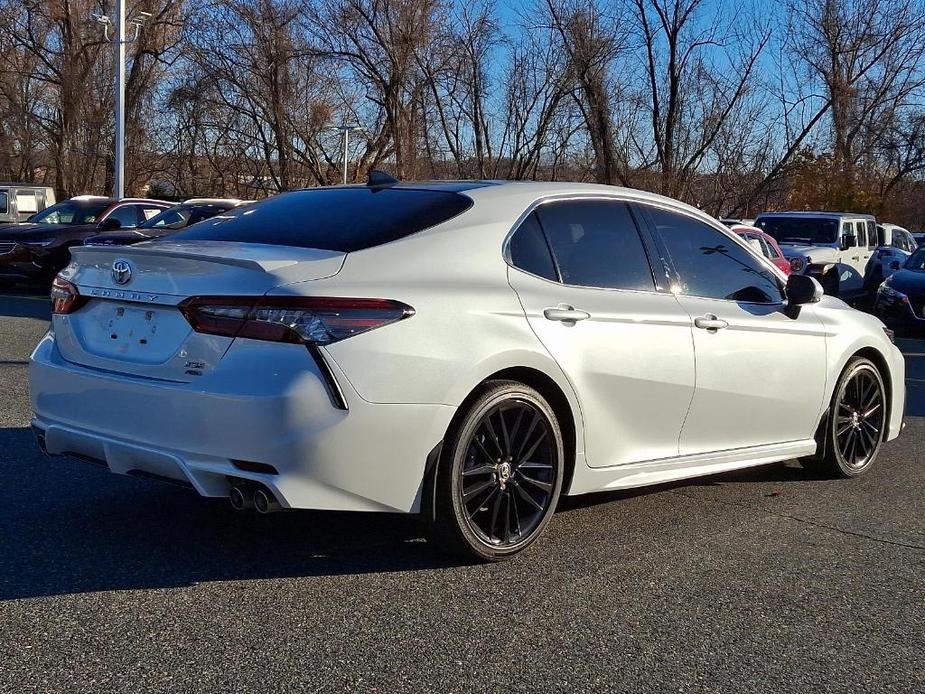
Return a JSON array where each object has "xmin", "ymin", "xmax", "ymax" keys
[
  {"xmin": 648, "ymin": 207, "xmax": 784, "ymax": 303},
  {"xmin": 756, "ymin": 216, "xmax": 838, "ymax": 245},
  {"xmin": 107, "ymin": 205, "xmax": 141, "ymax": 228},
  {"xmin": 508, "ymin": 212, "xmax": 557, "ymax": 281},
  {"xmin": 877, "ymin": 225, "xmax": 886, "ymax": 246},
  {"xmin": 0, "ymin": 191, "xmax": 7, "ymax": 214},
  {"xmin": 536, "ymin": 200, "xmax": 653, "ymax": 290},
  {"xmin": 171, "ymin": 188, "xmax": 473, "ymax": 252}
]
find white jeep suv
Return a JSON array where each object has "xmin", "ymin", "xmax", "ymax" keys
[{"xmin": 754, "ymin": 212, "xmax": 878, "ymax": 299}]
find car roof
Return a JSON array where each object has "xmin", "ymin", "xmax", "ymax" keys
[
  {"xmin": 66, "ymin": 195, "xmax": 117, "ymax": 206},
  {"xmin": 754, "ymin": 211, "xmax": 876, "ymax": 220},
  {"xmin": 181, "ymin": 198, "xmax": 246, "ymax": 206},
  {"xmin": 0, "ymin": 182, "xmax": 53, "ymax": 188}
]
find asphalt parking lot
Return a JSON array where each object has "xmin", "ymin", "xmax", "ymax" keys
[{"xmin": 1, "ymin": 291, "xmax": 923, "ymax": 693}]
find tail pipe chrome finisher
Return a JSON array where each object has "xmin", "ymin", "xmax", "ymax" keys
[
  {"xmin": 253, "ymin": 487, "xmax": 282, "ymax": 514},
  {"xmin": 229, "ymin": 484, "xmax": 255, "ymax": 511}
]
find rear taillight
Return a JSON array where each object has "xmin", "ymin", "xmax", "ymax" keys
[
  {"xmin": 179, "ymin": 296, "xmax": 414, "ymax": 346},
  {"xmin": 50, "ymin": 277, "xmax": 87, "ymax": 315}
]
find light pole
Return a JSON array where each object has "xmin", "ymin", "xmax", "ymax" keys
[
  {"xmin": 93, "ymin": 3, "xmax": 151, "ymax": 199},
  {"xmin": 329, "ymin": 125, "xmax": 364, "ymax": 185}
]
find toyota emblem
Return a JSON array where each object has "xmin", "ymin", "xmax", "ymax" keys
[{"xmin": 111, "ymin": 259, "xmax": 133, "ymax": 285}]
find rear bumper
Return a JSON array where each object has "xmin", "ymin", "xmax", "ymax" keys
[{"xmin": 30, "ymin": 333, "xmax": 455, "ymax": 513}]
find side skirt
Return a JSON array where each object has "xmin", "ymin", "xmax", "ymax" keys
[{"xmin": 565, "ymin": 439, "xmax": 818, "ymax": 496}]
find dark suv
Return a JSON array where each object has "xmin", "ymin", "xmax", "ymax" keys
[{"xmin": 0, "ymin": 196, "xmax": 171, "ymax": 283}]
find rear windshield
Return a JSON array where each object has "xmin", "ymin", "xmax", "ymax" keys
[
  {"xmin": 169, "ymin": 187, "xmax": 473, "ymax": 252},
  {"xmin": 755, "ymin": 216, "xmax": 839, "ymax": 245}
]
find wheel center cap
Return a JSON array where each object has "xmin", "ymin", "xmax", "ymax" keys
[
  {"xmin": 498, "ymin": 461, "xmax": 513, "ymax": 485},
  {"xmin": 851, "ymin": 411, "xmax": 861, "ymax": 429}
]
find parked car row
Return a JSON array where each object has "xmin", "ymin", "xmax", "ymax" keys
[{"xmin": 0, "ymin": 195, "xmax": 245, "ymax": 283}]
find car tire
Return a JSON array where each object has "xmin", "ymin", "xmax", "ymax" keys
[
  {"xmin": 803, "ymin": 357, "xmax": 886, "ymax": 478},
  {"xmin": 431, "ymin": 380, "xmax": 565, "ymax": 561}
]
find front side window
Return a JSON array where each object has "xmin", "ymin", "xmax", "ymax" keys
[
  {"xmin": 648, "ymin": 207, "xmax": 784, "ymax": 303},
  {"xmin": 905, "ymin": 247, "xmax": 925, "ymax": 271},
  {"xmin": 141, "ymin": 207, "xmax": 191, "ymax": 229},
  {"xmin": 508, "ymin": 211, "xmax": 557, "ymax": 281},
  {"xmin": 535, "ymin": 200, "xmax": 654, "ymax": 290},
  {"xmin": 0, "ymin": 191, "xmax": 7, "ymax": 214}
]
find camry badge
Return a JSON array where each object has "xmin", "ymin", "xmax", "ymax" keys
[{"xmin": 111, "ymin": 259, "xmax": 133, "ymax": 286}]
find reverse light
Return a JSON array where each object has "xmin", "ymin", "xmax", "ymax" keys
[
  {"xmin": 50, "ymin": 276, "xmax": 87, "ymax": 315},
  {"xmin": 179, "ymin": 296, "xmax": 414, "ymax": 346}
]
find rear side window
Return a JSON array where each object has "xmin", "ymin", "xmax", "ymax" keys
[
  {"xmin": 508, "ymin": 212, "xmax": 557, "ymax": 281},
  {"xmin": 107, "ymin": 205, "xmax": 142, "ymax": 228},
  {"xmin": 536, "ymin": 200, "xmax": 654, "ymax": 290},
  {"xmin": 647, "ymin": 207, "xmax": 784, "ymax": 303},
  {"xmin": 0, "ymin": 191, "xmax": 7, "ymax": 214},
  {"xmin": 855, "ymin": 221, "xmax": 867, "ymax": 247},
  {"xmin": 171, "ymin": 188, "xmax": 473, "ymax": 252}
]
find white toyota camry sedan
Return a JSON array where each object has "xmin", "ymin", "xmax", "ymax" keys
[{"xmin": 30, "ymin": 178, "xmax": 905, "ymax": 560}]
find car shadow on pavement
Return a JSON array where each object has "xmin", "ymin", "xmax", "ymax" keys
[
  {"xmin": 0, "ymin": 427, "xmax": 463, "ymax": 601},
  {"xmin": 0, "ymin": 290, "xmax": 51, "ymax": 320},
  {"xmin": 556, "ymin": 460, "xmax": 828, "ymax": 514}
]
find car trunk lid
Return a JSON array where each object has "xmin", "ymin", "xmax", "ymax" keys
[{"xmin": 54, "ymin": 242, "xmax": 344, "ymax": 381}]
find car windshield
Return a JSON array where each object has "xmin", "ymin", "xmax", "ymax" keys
[
  {"xmin": 31, "ymin": 200, "xmax": 109, "ymax": 225},
  {"xmin": 755, "ymin": 217, "xmax": 839, "ymax": 245},
  {"xmin": 905, "ymin": 248, "xmax": 925, "ymax": 271}
]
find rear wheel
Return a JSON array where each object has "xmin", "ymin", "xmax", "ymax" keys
[
  {"xmin": 803, "ymin": 357, "xmax": 886, "ymax": 477},
  {"xmin": 431, "ymin": 380, "xmax": 564, "ymax": 561}
]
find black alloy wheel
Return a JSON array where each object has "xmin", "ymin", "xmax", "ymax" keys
[
  {"xmin": 804, "ymin": 357, "xmax": 887, "ymax": 477},
  {"xmin": 432, "ymin": 380, "xmax": 564, "ymax": 561}
]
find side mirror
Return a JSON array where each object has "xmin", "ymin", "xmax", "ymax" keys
[
  {"xmin": 99, "ymin": 217, "xmax": 122, "ymax": 231},
  {"xmin": 841, "ymin": 233, "xmax": 856, "ymax": 251},
  {"xmin": 889, "ymin": 260, "xmax": 902, "ymax": 271},
  {"xmin": 786, "ymin": 273, "xmax": 823, "ymax": 305}
]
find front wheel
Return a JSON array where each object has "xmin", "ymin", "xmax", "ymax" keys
[
  {"xmin": 431, "ymin": 380, "xmax": 564, "ymax": 561},
  {"xmin": 804, "ymin": 357, "xmax": 886, "ymax": 477}
]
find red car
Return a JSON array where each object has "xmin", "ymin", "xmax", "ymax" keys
[{"xmin": 732, "ymin": 224, "xmax": 791, "ymax": 275}]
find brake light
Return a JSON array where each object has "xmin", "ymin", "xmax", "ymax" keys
[
  {"xmin": 50, "ymin": 277, "xmax": 88, "ymax": 315},
  {"xmin": 179, "ymin": 296, "xmax": 414, "ymax": 346}
]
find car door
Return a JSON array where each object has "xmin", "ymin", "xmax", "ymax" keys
[
  {"xmin": 506, "ymin": 200, "xmax": 696, "ymax": 467},
  {"xmin": 637, "ymin": 203, "xmax": 828, "ymax": 456},
  {"xmin": 836, "ymin": 220, "xmax": 867, "ymax": 296}
]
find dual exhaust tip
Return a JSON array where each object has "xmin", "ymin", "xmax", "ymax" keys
[{"xmin": 229, "ymin": 483, "xmax": 281, "ymax": 514}]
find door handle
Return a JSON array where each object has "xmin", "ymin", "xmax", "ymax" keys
[
  {"xmin": 543, "ymin": 306, "xmax": 590, "ymax": 323},
  {"xmin": 694, "ymin": 314, "xmax": 728, "ymax": 331},
  {"xmin": 851, "ymin": 256, "xmax": 860, "ymax": 261}
]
